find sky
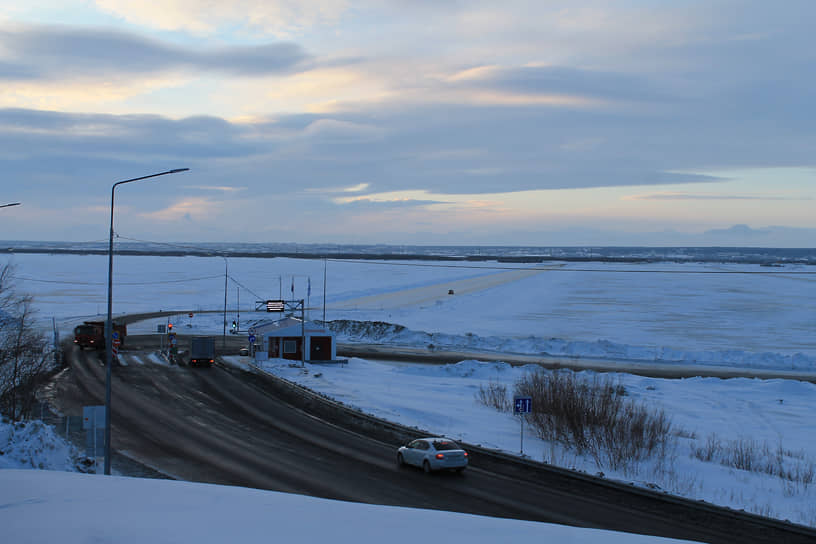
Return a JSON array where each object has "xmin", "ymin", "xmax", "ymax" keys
[{"xmin": 0, "ymin": 1, "xmax": 815, "ymax": 246}]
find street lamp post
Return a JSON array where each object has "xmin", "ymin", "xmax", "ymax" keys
[
  {"xmin": 222, "ymin": 256, "xmax": 228, "ymax": 349},
  {"xmin": 105, "ymin": 168, "xmax": 189, "ymax": 475}
]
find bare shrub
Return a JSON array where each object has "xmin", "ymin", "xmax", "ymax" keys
[
  {"xmin": 514, "ymin": 369, "xmax": 673, "ymax": 470},
  {"xmin": 692, "ymin": 434, "xmax": 722, "ymax": 462},
  {"xmin": 0, "ymin": 264, "xmax": 55, "ymax": 421},
  {"xmin": 475, "ymin": 379, "xmax": 510, "ymax": 412},
  {"xmin": 691, "ymin": 433, "xmax": 816, "ymax": 490}
]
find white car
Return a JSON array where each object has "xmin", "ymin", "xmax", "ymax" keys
[{"xmin": 397, "ymin": 437, "xmax": 468, "ymax": 473}]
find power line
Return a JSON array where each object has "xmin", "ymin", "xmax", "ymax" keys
[
  {"xmin": 9, "ymin": 273, "xmax": 225, "ymax": 286},
  {"xmin": 228, "ymin": 276, "xmax": 264, "ymax": 301},
  {"xmin": 116, "ymin": 235, "xmax": 270, "ymax": 298}
]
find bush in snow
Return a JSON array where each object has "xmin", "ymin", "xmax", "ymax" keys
[
  {"xmin": 514, "ymin": 369, "xmax": 673, "ymax": 470},
  {"xmin": 475, "ymin": 379, "xmax": 511, "ymax": 412},
  {"xmin": 691, "ymin": 434, "xmax": 815, "ymax": 489}
]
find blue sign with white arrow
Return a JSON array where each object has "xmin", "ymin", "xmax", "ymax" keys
[{"xmin": 514, "ymin": 396, "xmax": 532, "ymax": 414}]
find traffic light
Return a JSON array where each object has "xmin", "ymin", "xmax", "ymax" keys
[
  {"xmin": 231, "ymin": 320, "xmax": 237, "ymax": 332},
  {"xmin": 168, "ymin": 323, "xmax": 173, "ymax": 331}
]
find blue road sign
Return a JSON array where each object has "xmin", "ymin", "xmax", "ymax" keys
[
  {"xmin": 248, "ymin": 334, "xmax": 256, "ymax": 344},
  {"xmin": 514, "ymin": 396, "xmax": 532, "ymax": 414}
]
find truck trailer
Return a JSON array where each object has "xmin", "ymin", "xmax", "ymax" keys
[{"xmin": 190, "ymin": 336, "xmax": 215, "ymax": 367}]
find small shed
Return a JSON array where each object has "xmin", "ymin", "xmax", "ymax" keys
[{"xmin": 251, "ymin": 317, "xmax": 338, "ymax": 363}]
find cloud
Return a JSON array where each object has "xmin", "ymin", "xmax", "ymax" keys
[
  {"xmin": 625, "ymin": 192, "xmax": 811, "ymax": 201},
  {"xmin": 0, "ymin": 23, "xmax": 310, "ymax": 81},
  {"xmin": 139, "ymin": 196, "xmax": 219, "ymax": 222},
  {"xmin": 334, "ymin": 197, "xmax": 448, "ymax": 209},
  {"xmin": 183, "ymin": 185, "xmax": 247, "ymax": 193},
  {"xmin": 340, "ymin": 183, "xmax": 369, "ymax": 193},
  {"xmin": 302, "ymin": 119, "xmax": 384, "ymax": 142},
  {"xmin": 93, "ymin": 0, "xmax": 352, "ymax": 37},
  {"xmin": 447, "ymin": 64, "xmax": 668, "ymax": 104}
]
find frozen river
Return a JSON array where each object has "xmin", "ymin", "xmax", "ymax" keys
[{"xmin": 4, "ymin": 253, "xmax": 814, "ymax": 365}]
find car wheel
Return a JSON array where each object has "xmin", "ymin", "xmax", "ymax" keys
[
  {"xmin": 397, "ymin": 453, "xmax": 405, "ymax": 468},
  {"xmin": 423, "ymin": 460, "xmax": 431, "ymax": 473}
]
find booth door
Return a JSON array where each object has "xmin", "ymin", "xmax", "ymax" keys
[
  {"xmin": 268, "ymin": 337, "xmax": 280, "ymax": 358},
  {"xmin": 309, "ymin": 336, "xmax": 332, "ymax": 361}
]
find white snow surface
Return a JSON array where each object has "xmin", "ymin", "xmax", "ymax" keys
[
  {"xmin": 6, "ymin": 254, "xmax": 814, "ymax": 370},
  {"xmin": 0, "ymin": 419, "xmax": 78, "ymax": 471},
  {"xmin": 0, "ymin": 469, "xmax": 694, "ymax": 544},
  {"xmin": 2, "ymin": 253, "xmax": 816, "ymax": 536}
]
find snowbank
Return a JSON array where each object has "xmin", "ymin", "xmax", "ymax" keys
[
  {"xmin": 327, "ymin": 320, "xmax": 816, "ymax": 371},
  {"xmin": 0, "ymin": 419, "xmax": 79, "ymax": 471},
  {"xmin": 0, "ymin": 469, "xmax": 696, "ymax": 544}
]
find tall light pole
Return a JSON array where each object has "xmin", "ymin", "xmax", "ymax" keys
[
  {"xmin": 221, "ymin": 256, "xmax": 228, "ymax": 349},
  {"xmin": 105, "ymin": 168, "xmax": 189, "ymax": 475}
]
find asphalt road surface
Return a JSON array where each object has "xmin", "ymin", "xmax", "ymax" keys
[{"xmin": 44, "ymin": 344, "xmax": 816, "ymax": 544}]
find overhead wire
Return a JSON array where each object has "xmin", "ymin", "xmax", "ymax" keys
[{"xmin": 9, "ymin": 273, "xmax": 224, "ymax": 286}]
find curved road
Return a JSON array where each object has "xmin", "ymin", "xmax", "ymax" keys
[{"xmin": 45, "ymin": 344, "xmax": 816, "ymax": 544}]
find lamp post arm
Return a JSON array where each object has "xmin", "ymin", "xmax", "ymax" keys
[{"xmin": 113, "ymin": 168, "xmax": 190, "ymax": 191}]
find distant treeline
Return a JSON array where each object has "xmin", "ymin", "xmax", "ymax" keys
[{"xmin": 3, "ymin": 246, "xmax": 813, "ymax": 266}]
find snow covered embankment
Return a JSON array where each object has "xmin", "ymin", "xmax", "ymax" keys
[
  {"xmin": 326, "ymin": 320, "xmax": 816, "ymax": 372},
  {"xmin": 0, "ymin": 419, "xmax": 82, "ymax": 471}
]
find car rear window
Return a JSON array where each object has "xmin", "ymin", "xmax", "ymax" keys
[{"xmin": 433, "ymin": 441, "xmax": 461, "ymax": 451}]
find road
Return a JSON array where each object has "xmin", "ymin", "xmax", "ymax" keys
[
  {"xmin": 43, "ymin": 344, "xmax": 816, "ymax": 544},
  {"xmin": 337, "ymin": 344, "xmax": 816, "ymax": 383},
  {"xmin": 330, "ymin": 266, "xmax": 550, "ymax": 310}
]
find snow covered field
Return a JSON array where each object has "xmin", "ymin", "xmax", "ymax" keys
[
  {"xmin": 7, "ymin": 253, "xmax": 815, "ymax": 369},
  {"xmin": 0, "ymin": 469, "xmax": 694, "ymax": 544},
  {"xmin": 2, "ymin": 252, "xmax": 816, "ymax": 529}
]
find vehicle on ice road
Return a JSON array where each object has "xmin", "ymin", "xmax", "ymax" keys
[{"xmin": 397, "ymin": 438, "xmax": 468, "ymax": 473}]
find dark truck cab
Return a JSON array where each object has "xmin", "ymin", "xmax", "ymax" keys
[{"xmin": 73, "ymin": 321, "xmax": 127, "ymax": 350}]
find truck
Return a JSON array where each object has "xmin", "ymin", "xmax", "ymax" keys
[
  {"xmin": 190, "ymin": 336, "xmax": 215, "ymax": 367},
  {"xmin": 73, "ymin": 321, "xmax": 127, "ymax": 350}
]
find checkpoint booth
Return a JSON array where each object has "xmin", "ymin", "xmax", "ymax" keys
[{"xmin": 251, "ymin": 317, "xmax": 338, "ymax": 363}]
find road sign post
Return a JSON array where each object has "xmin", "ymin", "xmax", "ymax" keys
[
  {"xmin": 111, "ymin": 331, "xmax": 121, "ymax": 360},
  {"xmin": 83, "ymin": 405, "xmax": 106, "ymax": 467},
  {"xmin": 513, "ymin": 396, "xmax": 532, "ymax": 455}
]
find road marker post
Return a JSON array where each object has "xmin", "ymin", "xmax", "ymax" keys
[{"xmin": 513, "ymin": 396, "xmax": 532, "ymax": 455}]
